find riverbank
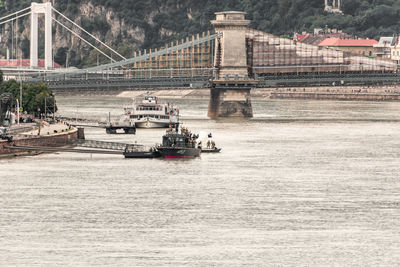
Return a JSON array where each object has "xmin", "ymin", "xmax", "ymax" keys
[
  {"xmin": 54, "ymin": 85, "xmax": 400, "ymax": 101},
  {"xmin": 0, "ymin": 122, "xmax": 78, "ymax": 158},
  {"xmin": 269, "ymin": 86, "xmax": 400, "ymax": 101}
]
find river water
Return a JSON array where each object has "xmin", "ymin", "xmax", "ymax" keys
[{"xmin": 1, "ymin": 95, "xmax": 400, "ymax": 266}]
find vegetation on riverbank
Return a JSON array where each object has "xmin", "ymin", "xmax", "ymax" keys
[{"xmin": 0, "ymin": 71, "xmax": 57, "ymax": 115}]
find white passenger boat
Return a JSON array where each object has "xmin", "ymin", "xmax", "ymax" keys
[{"xmin": 123, "ymin": 96, "xmax": 179, "ymax": 128}]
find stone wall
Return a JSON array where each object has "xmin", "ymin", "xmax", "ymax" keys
[
  {"xmin": 270, "ymin": 92, "xmax": 400, "ymax": 101},
  {"xmin": 0, "ymin": 128, "xmax": 78, "ymax": 157}
]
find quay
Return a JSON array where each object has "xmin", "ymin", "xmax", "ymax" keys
[
  {"xmin": 62, "ymin": 85, "xmax": 400, "ymax": 101},
  {"xmin": 0, "ymin": 122, "xmax": 78, "ymax": 158},
  {"xmin": 264, "ymin": 85, "xmax": 400, "ymax": 101},
  {"xmin": 4, "ymin": 145, "xmax": 122, "ymax": 155}
]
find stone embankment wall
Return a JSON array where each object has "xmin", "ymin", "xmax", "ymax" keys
[
  {"xmin": 0, "ymin": 128, "xmax": 78, "ymax": 157},
  {"xmin": 268, "ymin": 86, "xmax": 400, "ymax": 101},
  {"xmin": 57, "ymin": 85, "xmax": 400, "ymax": 101}
]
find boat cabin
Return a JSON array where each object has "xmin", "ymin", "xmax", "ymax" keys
[
  {"xmin": 162, "ymin": 133, "xmax": 196, "ymax": 148},
  {"xmin": 143, "ymin": 96, "xmax": 157, "ymax": 104}
]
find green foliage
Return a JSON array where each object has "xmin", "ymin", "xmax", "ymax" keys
[
  {"xmin": 55, "ymin": 47, "xmax": 69, "ymax": 67},
  {"xmin": 82, "ymin": 43, "xmax": 134, "ymax": 68},
  {"xmin": 81, "ymin": 16, "xmax": 110, "ymax": 37},
  {"xmin": 83, "ymin": 46, "xmax": 113, "ymax": 67},
  {"xmin": 2, "ymin": 0, "xmax": 399, "ymax": 67},
  {"xmin": 116, "ymin": 43, "xmax": 134, "ymax": 58},
  {"xmin": 68, "ymin": 0, "xmax": 400, "ymax": 46},
  {"xmin": 0, "ymin": 80, "xmax": 57, "ymax": 115}
]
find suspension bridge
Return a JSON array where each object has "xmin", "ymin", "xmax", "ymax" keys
[{"xmin": 1, "ymin": 3, "xmax": 400, "ymax": 117}]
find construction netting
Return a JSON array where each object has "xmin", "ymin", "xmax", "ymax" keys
[{"xmin": 246, "ymin": 29, "xmax": 397, "ymax": 75}]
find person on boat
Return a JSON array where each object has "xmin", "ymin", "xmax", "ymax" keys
[
  {"xmin": 188, "ymin": 138, "xmax": 193, "ymax": 148},
  {"xmin": 211, "ymin": 140, "xmax": 215, "ymax": 149},
  {"xmin": 207, "ymin": 140, "xmax": 211, "ymax": 149}
]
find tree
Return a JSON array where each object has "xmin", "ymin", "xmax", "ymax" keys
[{"xmin": 0, "ymin": 80, "xmax": 57, "ymax": 115}]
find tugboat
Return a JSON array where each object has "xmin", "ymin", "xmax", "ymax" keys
[{"xmin": 157, "ymin": 127, "xmax": 201, "ymax": 158}]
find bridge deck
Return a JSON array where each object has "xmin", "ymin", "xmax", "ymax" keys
[{"xmin": 42, "ymin": 73, "xmax": 400, "ymax": 91}]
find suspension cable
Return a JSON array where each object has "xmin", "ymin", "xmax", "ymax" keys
[
  {"xmin": 52, "ymin": 7, "xmax": 126, "ymax": 60},
  {"xmin": 0, "ymin": 11, "xmax": 31, "ymax": 26},
  {"xmin": 53, "ymin": 17, "xmax": 116, "ymax": 63},
  {"xmin": 0, "ymin": 6, "xmax": 31, "ymax": 22}
]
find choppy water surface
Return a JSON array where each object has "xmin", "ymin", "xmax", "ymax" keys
[{"xmin": 1, "ymin": 96, "xmax": 400, "ymax": 266}]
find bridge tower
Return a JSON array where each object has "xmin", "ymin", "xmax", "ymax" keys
[
  {"xmin": 208, "ymin": 11, "xmax": 257, "ymax": 118},
  {"xmin": 30, "ymin": 2, "xmax": 53, "ymax": 69}
]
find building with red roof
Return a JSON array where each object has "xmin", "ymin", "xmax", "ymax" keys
[
  {"xmin": 294, "ymin": 28, "xmax": 352, "ymax": 45},
  {"xmin": 294, "ymin": 33, "xmax": 309, "ymax": 42},
  {"xmin": 0, "ymin": 59, "xmax": 62, "ymax": 69},
  {"xmin": 318, "ymin": 37, "xmax": 378, "ymax": 57}
]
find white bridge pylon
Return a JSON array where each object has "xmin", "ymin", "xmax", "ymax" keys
[
  {"xmin": 30, "ymin": 2, "xmax": 52, "ymax": 69},
  {"xmin": 0, "ymin": 2, "xmax": 125, "ymax": 71}
]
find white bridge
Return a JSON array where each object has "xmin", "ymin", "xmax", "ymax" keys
[{"xmin": 0, "ymin": 2, "xmax": 129, "ymax": 77}]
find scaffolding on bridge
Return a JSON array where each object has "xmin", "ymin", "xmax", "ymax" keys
[
  {"xmin": 36, "ymin": 32, "xmax": 218, "ymax": 82},
  {"xmin": 246, "ymin": 28, "xmax": 397, "ymax": 76},
  {"xmin": 127, "ymin": 32, "xmax": 215, "ymax": 79}
]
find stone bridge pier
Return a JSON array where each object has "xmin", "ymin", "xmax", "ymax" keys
[{"xmin": 208, "ymin": 11, "xmax": 258, "ymax": 118}]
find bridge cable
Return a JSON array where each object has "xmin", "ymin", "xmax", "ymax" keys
[
  {"xmin": 52, "ymin": 17, "xmax": 116, "ymax": 63},
  {"xmin": 0, "ymin": 11, "xmax": 31, "ymax": 26},
  {"xmin": 0, "ymin": 6, "xmax": 31, "ymax": 22},
  {"xmin": 52, "ymin": 7, "xmax": 126, "ymax": 60}
]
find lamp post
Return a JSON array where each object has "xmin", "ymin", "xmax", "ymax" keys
[
  {"xmin": 16, "ymin": 99, "xmax": 19, "ymax": 125},
  {"xmin": 18, "ymin": 70, "xmax": 22, "ymax": 115},
  {"xmin": 19, "ymin": 81, "xmax": 22, "ymax": 112}
]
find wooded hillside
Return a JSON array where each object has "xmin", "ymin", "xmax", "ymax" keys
[{"xmin": 1, "ymin": 0, "xmax": 399, "ymax": 67}]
